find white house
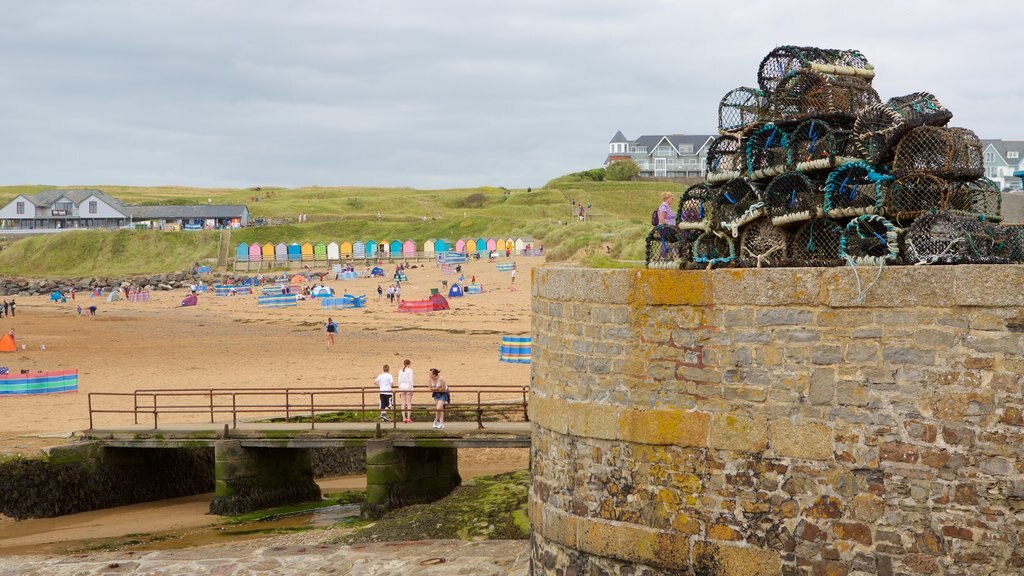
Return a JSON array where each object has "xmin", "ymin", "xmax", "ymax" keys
[
  {"xmin": 606, "ymin": 131, "xmax": 715, "ymax": 178},
  {"xmin": 981, "ymin": 140, "xmax": 1024, "ymax": 192}
]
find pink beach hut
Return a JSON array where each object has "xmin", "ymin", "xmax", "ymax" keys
[
  {"xmin": 403, "ymin": 240, "xmax": 416, "ymax": 257},
  {"xmin": 486, "ymin": 238, "xmax": 497, "ymax": 251},
  {"xmin": 248, "ymin": 243, "xmax": 262, "ymax": 262},
  {"xmin": 455, "ymin": 239, "xmax": 467, "ymax": 253}
]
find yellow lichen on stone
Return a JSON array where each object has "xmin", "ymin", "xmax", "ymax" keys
[
  {"xmin": 618, "ymin": 408, "xmax": 709, "ymax": 447},
  {"xmin": 710, "ymin": 412, "xmax": 768, "ymax": 453},
  {"xmin": 630, "ymin": 270, "xmax": 713, "ymax": 306}
]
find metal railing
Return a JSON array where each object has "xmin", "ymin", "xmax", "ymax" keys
[{"xmin": 88, "ymin": 386, "xmax": 530, "ymax": 430}]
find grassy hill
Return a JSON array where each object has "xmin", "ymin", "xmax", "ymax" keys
[{"xmin": 0, "ymin": 176, "xmax": 697, "ymax": 277}]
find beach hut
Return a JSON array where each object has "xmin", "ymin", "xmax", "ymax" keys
[
  {"xmin": 455, "ymin": 239, "xmax": 467, "ymax": 253},
  {"xmin": 353, "ymin": 241, "xmax": 366, "ymax": 259},
  {"xmin": 340, "ymin": 241, "xmax": 353, "ymax": 258},
  {"xmin": 327, "ymin": 242, "xmax": 340, "ymax": 261},
  {"xmin": 236, "ymin": 243, "xmax": 249, "ymax": 262},
  {"xmin": 313, "ymin": 242, "xmax": 327, "ymax": 262},
  {"xmin": 403, "ymin": 240, "xmax": 416, "ymax": 257},
  {"xmin": 504, "ymin": 238, "xmax": 515, "ymax": 252},
  {"xmin": 390, "ymin": 240, "xmax": 403, "ymax": 258},
  {"xmin": 514, "ymin": 238, "xmax": 527, "ymax": 253},
  {"xmin": 381, "ymin": 241, "xmax": 391, "ymax": 258},
  {"xmin": 424, "ymin": 239, "xmax": 436, "ymax": 257},
  {"xmin": 435, "ymin": 239, "xmax": 450, "ymax": 253},
  {"xmin": 248, "ymin": 243, "xmax": 262, "ymax": 262},
  {"xmin": 475, "ymin": 238, "xmax": 488, "ymax": 254},
  {"xmin": 366, "ymin": 240, "xmax": 378, "ymax": 259},
  {"xmin": 287, "ymin": 243, "xmax": 301, "ymax": 261},
  {"xmin": 300, "ymin": 242, "xmax": 314, "ymax": 261},
  {"xmin": 262, "ymin": 243, "xmax": 275, "ymax": 260},
  {"xmin": 275, "ymin": 243, "xmax": 288, "ymax": 262},
  {"xmin": 486, "ymin": 238, "xmax": 497, "ymax": 251}
]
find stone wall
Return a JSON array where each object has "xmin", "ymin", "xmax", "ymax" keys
[{"xmin": 530, "ymin": 265, "xmax": 1024, "ymax": 575}]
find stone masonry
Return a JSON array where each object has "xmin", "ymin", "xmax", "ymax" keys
[{"xmin": 529, "ymin": 265, "xmax": 1024, "ymax": 575}]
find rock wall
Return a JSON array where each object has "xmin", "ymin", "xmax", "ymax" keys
[
  {"xmin": 0, "ymin": 272, "xmax": 259, "ymax": 296},
  {"xmin": 529, "ymin": 265, "xmax": 1024, "ymax": 575}
]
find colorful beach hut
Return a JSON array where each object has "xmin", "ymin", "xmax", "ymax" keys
[
  {"xmin": 300, "ymin": 242, "xmax": 314, "ymax": 262},
  {"xmin": 353, "ymin": 241, "xmax": 366, "ymax": 259},
  {"xmin": 514, "ymin": 238, "xmax": 527, "ymax": 253},
  {"xmin": 366, "ymin": 240, "xmax": 377, "ymax": 259},
  {"xmin": 262, "ymin": 243, "xmax": 275, "ymax": 260},
  {"xmin": 275, "ymin": 243, "xmax": 288, "ymax": 262},
  {"xmin": 340, "ymin": 241, "xmax": 353, "ymax": 258},
  {"xmin": 402, "ymin": 240, "xmax": 416, "ymax": 257},
  {"xmin": 475, "ymin": 238, "xmax": 488, "ymax": 254},
  {"xmin": 287, "ymin": 243, "xmax": 301, "ymax": 262},
  {"xmin": 248, "ymin": 243, "xmax": 262, "ymax": 262},
  {"xmin": 327, "ymin": 242, "xmax": 340, "ymax": 261},
  {"xmin": 380, "ymin": 241, "xmax": 391, "ymax": 258},
  {"xmin": 455, "ymin": 239, "xmax": 467, "ymax": 253},
  {"xmin": 424, "ymin": 239, "xmax": 436, "ymax": 257},
  {"xmin": 389, "ymin": 240, "xmax": 403, "ymax": 258},
  {"xmin": 435, "ymin": 239, "xmax": 450, "ymax": 253},
  {"xmin": 486, "ymin": 238, "xmax": 497, "ymax": 251},
  {"xmin": 236, "ymin": 243, "xmax": 249, "ymax": 262},
  {"xmin": 314, "ymin": 242, "xmax": 327, "ymax": 262}
]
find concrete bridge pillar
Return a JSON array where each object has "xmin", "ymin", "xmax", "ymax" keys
[
  {"xmin": 363, "ymin": 439, "xmax": 461, "ymax": 519},
  {"xmin": 209, "ymin": 440, "xmax": 321, "ymax": 515}
]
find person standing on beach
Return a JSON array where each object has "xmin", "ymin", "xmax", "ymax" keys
[
  {"xmin": 428, "ymin": 368, "xmax": 449, "ymax": 429},
  {"xmin": 375, "ymin": 365, "xmax": 394, "ymax": 422},
  {"xmin": 9, "ymin": 300, "xmax": 14, "ymax": 317},
  {"xmin": 377, "ymin": 284, "xmax": 383, "ymax": 300},
  {"xmin": 325, "ymin": 317, "xmax": 337, "ymax": 348},
  {"xmin": 511, "ymin": 268, "xmax": 517, "ymax": 284},
  {"xmin": 397, "ymin": 359, "xmax": 415, "ymax": 423}
]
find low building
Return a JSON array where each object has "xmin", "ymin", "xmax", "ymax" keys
[
  {"xmin": 606, "ymin": 131, "xmax": 715, "ymax": 179},
  {"xmin": 982, "ymin": 140, "xmax": 1024, "ymax": 192},
  {"xmin": 0, "ymin": 189, "xmax": 248, "ymax": 231}
]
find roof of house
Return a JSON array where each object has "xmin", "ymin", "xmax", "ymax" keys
[
  {"xmin": 128, "ymin": 205, "xmax": 249, "ymax": 219},
  {"xmin": 24, "ymin": 189, "xmax": 129, "ymax": 210},
  {"xmin": 633, "ymin": 134, "xmax": 714, "ymax": 155},
  {"xmin": 983, "ymin": 140, "xmax": 1024, "ymax": 165},
  {"xmin": 609, "ymin": 130, "xmax": 629, "ymax": 143}
]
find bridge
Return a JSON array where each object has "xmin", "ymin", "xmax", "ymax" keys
[{"xmin": 83, "ymin": 386, "xmax": 531, "ymax": 517}]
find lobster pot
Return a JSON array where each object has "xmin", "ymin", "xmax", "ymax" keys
[
  {"xmin": 823, "ymin": 161, "xmax": 890, "ymax": 218},
  {"xmin": 705, "ymin": 135, "xmax": 746, "ymax": 184},
  {"xmin": 691, "ymin": 231, "xmax": 735, "ymax": 268},
  {"xmin": 788, "ymin": 219, "xmax": 844, "ymax": 267},
  {"xmin": 718, "ymin": 87, "xmax": 768, "ymax": 135},
  {"xmin": 993, "ymin": 226, "xmax": 1024, "ymax": 263},
  {"xmin": 677, "ymin": 183, "xmax": 717, "ymax": 231},
  {"xmin": 946, "ymin": 178, "xmax": 1002, "ymax": 222},
  {"xmin": 738, "ymin": 220, "xmax": 790, "ymax": 268},
  {"xmin": 764, "ymin": 172, "xmax": 822, "ymax": 225},
  {"xmin": 904, "ymin": 211, "xmax": 1003, "ymax": 265},
  {"xmin": 746, "ymin": 124, "xmax": 790, "ymax": 181},
  {"xmin": 853, "ymin": 93, "xmax": 953, "ymax": 166},
  {"xmin": 715, "ymin": 178, "xmax": 763, "ymax": 236},
  {"xmin": 840, "ymin": 215, "xmax": 900, "ymax": 265},
  {"xmin": 788, "ymin": 119, "xmax": 860, "ymax": 173},
  {"xmin": 769, "ymin": 70, "xmax": 880, "ymax": 126},
  {"xmin": 892, "ymin": 126, "xmax": 984, "ymax": 179},
  {"xmin": 884, "ymin": 173, "xmax": 948, "ymax": 221},
  {"xmin": 645, "ymin": 227, "xmax": 691, "ymax": 270},
  {"xmin": 757, "ymin": 46, "xmax": 874, "ymax": 95}
]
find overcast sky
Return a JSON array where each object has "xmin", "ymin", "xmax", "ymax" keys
[{"xmin": 2, "ymin": 1, "xmax": 1020, "ymax": 189}]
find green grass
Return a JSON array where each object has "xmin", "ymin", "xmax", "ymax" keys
[{"xmin": 0, "ymin": 176, "xmax": 694, "ymax": 276}]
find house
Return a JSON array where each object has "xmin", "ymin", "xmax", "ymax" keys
[
  {"xmin": 0, "ymin": 189, "xmax": 248, "ymax": 231},
  {"xmin": 606, "ymin": 131, "xmax": 715, "ymax": 178},
  {"xmin": 981, "ymin": 140, "xmax": 1024, "ymax": 192}
]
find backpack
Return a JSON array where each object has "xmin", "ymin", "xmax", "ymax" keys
[{"xmin": 651, "ymin": 208, "xmax": 660, "ymax": 226}]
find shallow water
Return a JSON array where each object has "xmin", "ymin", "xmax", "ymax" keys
[{"xmin": 0, "ymin": 461, "xmax": 525, "ymax": 556}]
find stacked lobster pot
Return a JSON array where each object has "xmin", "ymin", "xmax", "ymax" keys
[{"xmin": 646, "ymin": 44, "xmax": 1018, "ymax": 269}]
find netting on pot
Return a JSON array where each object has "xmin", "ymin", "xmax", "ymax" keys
[
  {"xmin": 645, "ymin": 226, "xmax": 692, "ymax": 269},
  {"xmin": 840, "ymin": 214, "xmax": 900, "ymax": 265},
  {"xmin": 715, "ymin": 178, "xmax": 765, "ymax": 237},
  {"xmin": 903, "ymin": 211, "xmax": 1002, "ymax": 265},
  {"xmin": 788, "ymin": 119, "xmax": 861, "ymax": 172},
  {"xmin": 788, "ymin": 219, "xmax": 844, "ymax": 266},
  {"xmin": 738, "ymin": 219, "xmax": 789, "ymax": 268},
  {"xmin": 746, "ymin": 124, "xmax": 790, "ymax": 181},
  {"xmin": 718, "ymin": 87, "xmax": 768, "ymax": 135},
  {"xmin": 769, "ymin": 70, "xmax": 880, "ymax": 126},
  {"xmin": 993, "ymin": 225, "xmax": 1024, "ymax": 263},
  {"xmin": 892, "ymin": 126, "xmax": 984, "ymax": 179},
  {"xmin": 884, "ymin": 172, "xmax": 948, "ymax": 222},
  {"xmin": 705, "ymin": 135, "xmax": 746, "ymax": 184},
  {"xmin": 823, "ymin": 161, "xmax": 890, "ymax": 218},
  {"xmin": 853, "ymin": 92, "xmax": 952, "ymax": 166},
  {"xmin": 677, "ymin": 182, "xmax": 717, "ymax": 231},
  {"xmin": 947, "ymin": 178, "xmax": 1002, "ymax": 222},
  {"xmin": 691, "ymin": 230, "xmax": 736, "ymax": 268},
  {"xmin": 757, "ymin": 46, "xmax": 874, "ymax": 95},
  {"xmin": 764, "ymin": 171, "xmax": 822, "ymax": 225}
]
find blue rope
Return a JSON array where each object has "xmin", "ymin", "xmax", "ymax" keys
[
  {"xmin": 789, "ymin": 189, "xmax": 797, "ymax": 207},
  {"xmin": 848, "ymin": 183, "xmax": 859, "ymax": 202},
  {"xmin": 724, "ymin": 192, "xmax": 736, "ymax": 204},
  {"xmin": 764, "ymin": 128, "xmax": 777, "ymax": 150},
  {"xmin": 807, "ymin": 121, "xmax": 817, "ymax": 157}
]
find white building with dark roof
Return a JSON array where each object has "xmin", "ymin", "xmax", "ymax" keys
[
  {"xmin": 0, "ymin": 189, "xmax": 248, "ymax": 231},
  {"xmin": 605, "ymin": 131, "xmax": 714, "ymax": 178},
  {"xmin": 981, "ymin": 140, "xmax": 1024, "ymax": 192}
]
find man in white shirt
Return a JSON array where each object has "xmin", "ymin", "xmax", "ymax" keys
[{"xmin": 375, "ymin": 365, "xmax": 394, "ymax": 421}]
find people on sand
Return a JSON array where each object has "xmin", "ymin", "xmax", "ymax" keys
[
  {"xmin": 375, "ymin": 364, "xmax": 394, "ymax": 422},
  {"xmin": 428, "ymin": 368, "xmax": 449, "ymax": 429},
  {"xmin": 88, "ymin": 305, "xmax": 97, "ymax": 316},
  {"xmin": 397, "ymin": 359, "xmax": 415, "ymax": 423},
  {"xmin": 656, "ymin": 191, "xmax": 678, "ymax": 257},
  {"xmin": 377, "ymin": 285, "xmax": 383, "ymax": 300},
  {"xmin": 326, "ymin": 317, "xmax": 337, "ymax": 348},
  {"xmin": 511, "ymin": 269, "xmax": 516, "ymax": 284}
]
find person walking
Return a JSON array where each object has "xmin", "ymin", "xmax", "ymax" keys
[
  {"xmin": 9, "ymin": 300, "xmax": 14, "ymax": 317},
  {"xmin": 655, "ymin": 191, "xmax": 678, "ymax": 258},
  {"xmin": 377, "ymin": 284, "xmax": 383, "ymax": 300},
  {"xmin": 325, "ymin": 317, "xmax": 337, "ymax": 348},
  {"xmin": 511, "ymin": 268, "xmax": 517, "ymax": 284},
  {"xmin": 428, "ymin": 368, "xmax": 449, "ymax": 429},
  {"xmin": 397, "ymin": 359, "xmax": 415, "ymax": 423},
  {"xmin": 375, "ymin": 365, "xmax": 394, "ymax": 422}
]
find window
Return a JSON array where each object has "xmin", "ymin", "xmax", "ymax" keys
[
  {"xmin": 633, "ymin": 146, "xmax": 647, "ymax": 154},
  {"xmin": 89, "ymin": 201, "xmax": 97, "ymax": 214},
  {"xmin": 1009, "ymin": 151, "xmax": 1020, "ymax": 159},
  {"xmin": 689, "ymin": 158, "xmax": 698, "ymax": 166},
  {"xmin": 655, "ymin": 145, "xmax": 673, "ymax": 157},
  {"xmin": 679, "ymin": 144, "xmax": 693, "ymax": 154},
  {"xmin": 985, "ymin": 151, "xmax": 994, "ymax": 163},
  {"xmin": 16, "ymin": 202, "xmax": 24, "ymax": 215}
]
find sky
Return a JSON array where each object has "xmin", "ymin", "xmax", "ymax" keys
[{"xmin": 2, "ymin": 0, "xmax": 1020, "ymax": 190}]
